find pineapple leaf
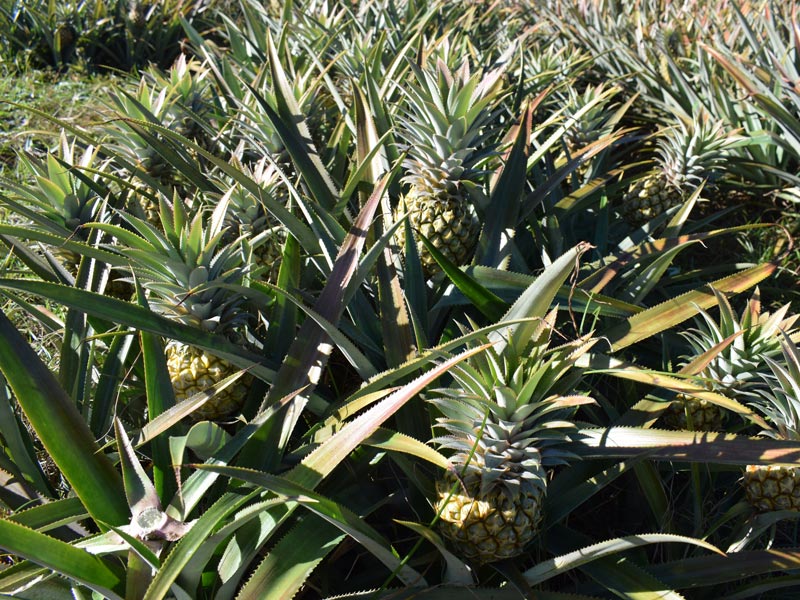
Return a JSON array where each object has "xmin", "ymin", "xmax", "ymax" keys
[
  {"xmin": 569, "ymin": 427, "xmax": 800, "ymax": 464},
  {"xmin": 490, "ymin": 242, "xmax": 591, "ymax": 358},
  {"xmin": 0, "ymin": 309, "xmax": 128, "ymax": 526},
  {"xmin": 235, "ymin": 514, "xmax": 345, "ymax": 600},
  {"xmin": 0, "ymin": 519, "xmax": 126, "ymax": 599},
  {"xmin": 395, "ymin": 520, "xmax": 473, "ymax": 586},
  {"xmin": 114, "ymin": 418, "xmax": 160, "ymax": 520},
  {"xmin": 527, "ymin": 529, "xmax": 722, "ymax": 585},
  {"xmin": 194, "ymin": 465, "xmax": 425, "ymax": 586},
  {"xmin": 602, "ymin": 261, "xmax": 778, "ymax": 351}
]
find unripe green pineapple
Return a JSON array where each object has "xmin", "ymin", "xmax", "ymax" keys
[
  {"xmin": 662, "ymin": 289, "xmax": 799, "ymax": 431},
  {"xmin": 393, "ymin": 58, "xmax": 504, "ymax": 275},
  {"xmin": 743, "ymin": 335, "xmax": 800, "ymax": 512},
  {"xmin": 561, "ymin": 83, "xmax": 619, "ymax": 159},
  {"xmin": 430, "ymin": 307, "xmax": 596, "ymax": 563},
  {"xmin": 622, "ymin": 112, "xmax": 736, "ymax": 224},
  {"xmin": 661, "ymin": 395, "xmax": 726, "ymax": 431}
]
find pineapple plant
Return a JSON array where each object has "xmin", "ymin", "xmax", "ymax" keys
[
  {"xmin": 393, "ymin": 58, "xmax": 505, "ymax": 275},
  {"xmin": 661, "ymin": 289, "xmax": 800, "ymax": 431},
  {"xmin": 621, "ymin": 111, "xmax": 737, "ymax": 224},
  {"xmin": 103, "ymin": 55, "xmax": 218, "ymax": 227},
  {"xmin": 4, "ymin": 132, "xmax": 134, "ymax": 297},
  {"xmin": 220, "ymin": 157, "xmax": 288, "ymax": 284},
  {"xmin": 429, "ymin": 307, "xmax": 596, "ymax": 563},
  {"xmin": 93, "ymin": 193, "xmax": 254, "ymax": 421},
  {"xmin": 561, "ymin": 83, "xmax": 620, "ymax": 159},
  {"xmin": 743, "ymin": 335, "xmax": 800, "ymax": 512},
  {"xmin": 11, "ymin": 134, "xmax": 106, "ymax": 274}
]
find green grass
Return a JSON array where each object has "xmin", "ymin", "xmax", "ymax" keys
[{"xmin": 0, "ymin": 67, "xmax": 115, "ymax": 181}]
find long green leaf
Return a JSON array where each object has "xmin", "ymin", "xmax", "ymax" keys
[
  {"xmin": 240, "ymin": 172, "xmax": 390, "ymax": 469},
  {"xmin": 195, "ymin": 466, "xmax": 424, "ymax": 586},
  {"xmin": 0, "ymin": 310, "xmax": 128, "ymax": 526},
  {"xmin": 569, "ymin": 427, "xmax": 800, "ymax": 464},
  {"xmin": 0, "ymin": 519, "xmax": 125, "ymax": 599},
  {"xmin": 143, "ymin": 491, "xmax": 256, "ymax": 600},
  {"xmin": 490, "ymin": 242, "xmax": 591, "ymax": 357},
  {"xmin": 648, "ymin": 549, "xmax": 800, "ymax": 590},
  {"xmin": 528, "ymin": 530, "xmax": 721, "ymax": 585},
  {"xmin": 603, "ymin": 262, "xmax": 777, "ymax": 351},
  {"xmin": 291, "ymin": 343, "xmax": 489, "ymax": 490},
  {"xmin": 236, "ymin": 515, "xmax": 345, "ymax": 600}
]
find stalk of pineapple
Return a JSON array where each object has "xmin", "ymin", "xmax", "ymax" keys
[
  {"xmin": 661, "ymin": 289, "xmax": 800, "ymax": 431},
  {"xmin": 430, "ymin": 308, "xmax": 596, "ymax": 563},
  {"xmin": 743, "ymin": 335, "xmax": 800, "ymax": 512},
  {"xmin": 393, "ymin": 58, "xmax": 505, "ymax": 275},
  {"xmin": 622, "ymin": 111, "xmax": 737, "ymax": 224},
  {"xmin": 93, "ymin": 192, "xmax": 253, "ymax": 421}
]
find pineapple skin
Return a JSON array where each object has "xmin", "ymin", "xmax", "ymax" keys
[
  {"xmin": 435, "ymin": 478, "xmax": 543, "ymax": 563},
  {"xmin": 396, "ymin": 187, "xmax": 480, "ymax": 275},
  {"xmin": 661, "ymin": 395, "xmax": 726, "ymax": 432},
  {"xmin": 166, "ymin": 342, "xmax": 251, "ymax": 421},
  {"xmin": 622, "ymin": 173, "xmax": 681, "ymax": 224},
  {"xmin": 744, "ymin": 465, "xmax": 800, "ymax": 512}
]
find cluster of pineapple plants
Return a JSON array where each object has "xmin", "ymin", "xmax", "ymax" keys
[{"xmin": 2, "ymin": 0, "xmax": 800, "ymax": 597}]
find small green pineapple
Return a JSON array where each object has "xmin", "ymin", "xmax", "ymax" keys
[{"xmin": 661, "ymin": 288, "xmax": 799, "ymax": 431}]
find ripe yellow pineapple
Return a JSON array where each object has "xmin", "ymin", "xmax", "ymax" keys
[
  {"xmin": 93, "ymin": 194, "xmax": 253, "ymax": 421},
  {"xmin": 393, "ymin": 58, "xmax": 505, "ymax": 275},
  {"xmin": 742, "ymin": 335, "xmax": 800, "ymax": 512},
  {"xmin": 429, "ymin": 307, "xmax": 596, "ymax": 563}
]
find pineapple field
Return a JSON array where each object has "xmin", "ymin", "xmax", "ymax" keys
[{"xmin": 3, "ymin": 0, "xmax": 800, "ymax": 597}]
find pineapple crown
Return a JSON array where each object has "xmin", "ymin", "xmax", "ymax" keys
[
  {"xmin": 93, "ymin": 191, "xmax": 252, "ymax": 334},
  {"xmin": 398, "ymin": 57, "xmax": 506, "ymax": 189},
  {"xmin": 105, "ymin": 55, "xmax": 214, "ymax": 155},
  {"xmin": 16, "ymin": 132, "xmax": 108, "ymax": 237},
  {"xmin": 752, "ymin": 333, "xmax": 800, "ymax": 442},
  {"xmin": 561, "ymin": 83, "xmax": 620, "ymax": 149},
  {"xmin": 681, "ymin": 288, "xmax": 800, "ymax": 396},
  {"xmin": 430, "ymin": 309, "xmax": 596, "ymax": 496},
  {"xmin": 656, "ymin": 110, "xmax": 739, "ymax": 190}
]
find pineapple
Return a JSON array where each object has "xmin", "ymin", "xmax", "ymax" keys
[
  {"xmin": 661, "ymin": 289, "xmax": 799, "ymax": 431},
  {"xmin": 104, "ymin": 55, "xmax": 217, "ymax": 227},
  {"xmin": 96, "ymin": 194, "xmax": 253, "ymax": 421},
  {"xmin": 561, "ymin": 83, "xmax": 619, "ymax": 160},
  {"xmin": 622, "ymin": 111, "xmax": 736, "ymax": 224},
  {"xmin": 743, "ymin": 335, "xmax": 800, "ymax": 512},
  {"xmin": 221, "ymin": 158, "xmax": 288, "ymax": 284},
  {"xmin": 393, "ymin": 58, "xmax": 504, "ymax": 275},
  {"xmin": 13, "ymin": 134, "xmax": 105, "ymax": 274},
  {"xmin": 430, "ymin": 309, "xmax": 595, "ymax": 563}
]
